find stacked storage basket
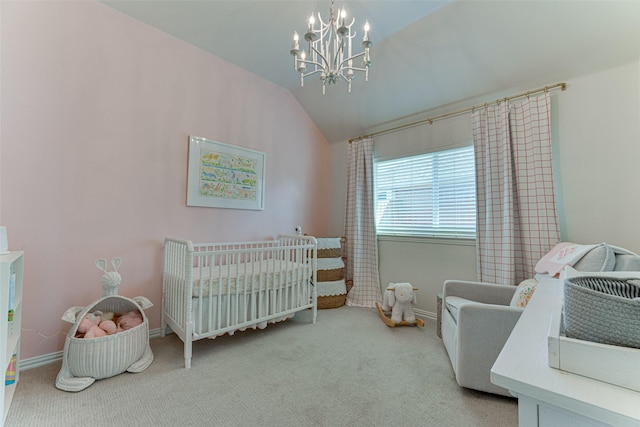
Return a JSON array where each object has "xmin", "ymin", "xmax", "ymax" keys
[{"xmin": 316, "ymin": 237, "xmax": 349, "ymax": 309}]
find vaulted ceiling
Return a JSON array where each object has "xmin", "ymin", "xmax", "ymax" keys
[{"xmin": 100, "ymin": 1, "xmax": 640, "ymax": 143}]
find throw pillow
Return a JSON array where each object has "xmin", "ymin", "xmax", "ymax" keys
[{"xmin": 510, "ymin": 278, "xmax": 538, "ymax": 308}]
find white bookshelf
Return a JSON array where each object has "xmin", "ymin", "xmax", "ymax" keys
[{"xmin": 0, "ymin": 252, "xmax": 22, "ymax": 425}]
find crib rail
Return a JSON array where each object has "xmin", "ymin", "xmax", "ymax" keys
[{"xmin": 162, "ymin": 235, "xmax": 317, "ymax": 368}]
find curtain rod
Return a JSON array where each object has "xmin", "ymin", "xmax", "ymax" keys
[{"xmin": 348, "ymin": 82, "xmax": 567, "ymax": 143}]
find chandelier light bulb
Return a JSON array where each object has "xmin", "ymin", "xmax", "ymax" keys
[
  {"xmin": 291, "ymin": 31, "xmax": 300, "ymax": 52},
  {"xmin": 290, "ymin": 31, "xmax": 300, "ymax": 70}
]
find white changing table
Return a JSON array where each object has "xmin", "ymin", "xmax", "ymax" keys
[{"xmin": 491, "ymin": 276, "xmax": 640, "ymax": 427}]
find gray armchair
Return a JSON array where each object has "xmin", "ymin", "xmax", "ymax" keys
[
  {"xmin": 441, "ymin": 243, "xmax": 640, "ymax": 396},
  {"xmin": 441, "ymin": 280, "xmax": 522, "ymax": 397}
]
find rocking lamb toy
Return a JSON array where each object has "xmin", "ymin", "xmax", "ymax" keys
[
  {"xmin": 56, "ymin": 257, "xmax": 154, "ymax": 392},
  {"xmin": 376, "ymin": 282, "xmax": 425, "ymax": 327}
]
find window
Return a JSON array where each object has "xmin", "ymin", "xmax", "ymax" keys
[{"xmin": 375, "ymin": 145, "xmax": 476, "ymax": 238}]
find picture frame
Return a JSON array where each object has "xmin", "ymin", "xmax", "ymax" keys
[{"xmin": 186, "ymin": 135, "xmax": 265, "ymax": 210}]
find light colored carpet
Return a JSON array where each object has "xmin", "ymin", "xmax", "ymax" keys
[{"xmin": 5, "ymin": 307, "xmax": 517, "ymax": 426}]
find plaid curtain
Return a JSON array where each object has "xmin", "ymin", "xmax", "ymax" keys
[
  {"xmin": 345, "ymin": 137, "xmax": 382, "ymax": 307},
  {"xmin": 472, "ymin": 92, "xmax": 559, "ymax": 285}
]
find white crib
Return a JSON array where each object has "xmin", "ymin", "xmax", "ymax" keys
[{"xmin": 162, "ymin": 235, "xmax": 317, "ymax": 368}]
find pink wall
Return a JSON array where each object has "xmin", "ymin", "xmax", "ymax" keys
[{"xmin": 1, "ymin": 1, "xmax": 330, "ymax": 359}]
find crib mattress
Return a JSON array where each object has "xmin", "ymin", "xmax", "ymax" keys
[{"xmin": 190, "ymin": 259, "xmax": 310, "ymax": 297}]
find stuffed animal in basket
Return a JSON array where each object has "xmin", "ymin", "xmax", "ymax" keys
[
  {"xmin": 116, "ymin": 310, "xmax": 143, "ymax": 332},
  {"xmin": 76, "ymin": 310, "xmax": 118, "ymax": 338},
  {"xmin": 77, "ymin": 311, "xmax": 102, "ymax": 335},
  {"xmin": 381, "ymin": 282, "xmax": 417, "ymax": 324}
]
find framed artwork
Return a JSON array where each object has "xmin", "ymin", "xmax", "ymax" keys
[{"xmin": 186, "ymin": 135, "xmax": 265, "ymax": 210}]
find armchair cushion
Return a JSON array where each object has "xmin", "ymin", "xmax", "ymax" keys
[{"xmin": 443, "ymin": 280, "xmax": 517, "ymax": 306}]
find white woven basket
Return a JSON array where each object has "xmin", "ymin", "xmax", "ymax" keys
[
  {"xmin": 56, "ymin": 295, "xmax": 153, "ymax": 392},
  {"xmin": 563, "ymin": 276, "xmax": 640, "ymax": 349}
]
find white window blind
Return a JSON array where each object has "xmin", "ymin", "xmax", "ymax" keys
[{"xmin": 375, "ymin": 145, "xmax": 476, "ymax": 238}]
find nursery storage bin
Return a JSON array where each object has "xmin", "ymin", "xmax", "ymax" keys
[
  {"xmin": 316, "ymin": 237, "xmax": 347, "ymax": 309},
  {"xmin": 563, "ymin": 276, "xmax": 640, "ymax": 349},
  {"xmin": 56, "ymin": 295, "xmax": 154, "ymax": 392}
]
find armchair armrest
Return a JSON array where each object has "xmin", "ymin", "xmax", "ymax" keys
[
  {"xmin": 453, "ymin": 301, "xmax": 524, "ymax": 394},
  {"xmin": 443, "ymin": 280, "xmax": 517, "ymax": 306}
]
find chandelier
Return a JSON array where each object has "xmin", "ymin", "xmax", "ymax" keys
[{"xmin": 289, "ymin": 1, "xmax": 372, "ymax": 94}]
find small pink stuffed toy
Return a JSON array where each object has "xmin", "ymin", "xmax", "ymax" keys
[
  {"xmin": 77, "ymin": 311, "xmax": 103, "ymax": 336},
  {"xmin": 116, "ymin": 311, "xmax": 143, "ymax": 332},
  {"xmin": 99, "ymin": 320, "xmax": 117, "ymax": 335},
  {"xmin": 84, "ymin": 325, "xmax": 107, "ymax": 339}
]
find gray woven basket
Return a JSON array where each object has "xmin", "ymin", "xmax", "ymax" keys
[{"xmin": 563, "ymin": 276, "xmax": 640, "ymax": 349}]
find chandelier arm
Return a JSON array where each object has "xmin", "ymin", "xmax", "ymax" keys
[
  {"xmin": 343, "ymin": 67, "xmax": 369, "ymax": 72},
  {"xmin": 333, "ymin": 40, "xmax": 345, "ymax": 70},
  {"xmin": 309, "ymin": 45, "xmax": 330, "ymax": 70},
  {"xmin": 323, "ymin": 23, "xmax": 339, "ymax": 70},
  {"xmin": 338, "ymin": 51, "xmax": 365, "ymax": 69},
  {"xmin": 298, "ymin": 57, "xmax": 324, "ymax": 69},
  {"xmin": 301, "ymin": 69, "xmax": 325, "ymax": 79},
  {"xmin": 338, "ymin": 73, "xmax": 353, "ymax": 84},
  {"xmin": 317, "ymin": 10, "xmax": 328, "ymax": 27}
]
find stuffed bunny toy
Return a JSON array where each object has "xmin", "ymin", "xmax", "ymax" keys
[{"xmin": 381, "ymin": 282, "xmax": 417, "ymax": 324}]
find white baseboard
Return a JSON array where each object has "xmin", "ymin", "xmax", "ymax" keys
[
  {"xmin": 415, "ymin": 308, "xmax": 436, "ymax": 321},
  {"xmin": 21, "ymin": 351, "xmax": 63, "ymax": 370},
  {"xmin": 21, "ymin": 311, "xmax": 437, "ymax": 371},
  {"xmin": 20, "ymin": 328, "xmax": 165, "ymax": 371}
]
